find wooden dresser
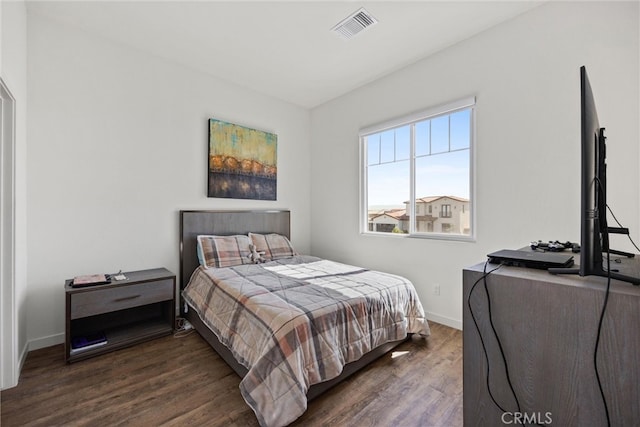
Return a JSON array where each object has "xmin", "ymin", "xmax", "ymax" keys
[{"xmin": 463, "ymin": 258, "xmax": 640, "ymax": 426}]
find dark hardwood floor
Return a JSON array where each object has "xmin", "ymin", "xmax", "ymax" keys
[{"xmin": 1, "ymin": 322, "xmax": 462, "ymax": 426}]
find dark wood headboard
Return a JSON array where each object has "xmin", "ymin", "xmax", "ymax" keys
[{"xmin": 179, "ymin": 210, "xmax": 291, "ymax": 289}]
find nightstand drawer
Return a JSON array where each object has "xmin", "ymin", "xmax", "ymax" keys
[{"xmin": 70, "ymin": 279, "xmax": 174, "ymax": 319}]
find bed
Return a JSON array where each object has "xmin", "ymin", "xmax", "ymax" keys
[{"xmin": 179, "ymin": 210, "xmax": 429, "ymax": 426}]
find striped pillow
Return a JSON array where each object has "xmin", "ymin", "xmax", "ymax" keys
[
  {"xmin": 196, "ymin": 235, "xmax": 252, "ymax": 268},
  {"xmin": 249, "ymin": 233, "xmax": 296, "ymax": 261}
]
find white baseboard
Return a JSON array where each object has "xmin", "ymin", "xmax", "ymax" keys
[
  {"xmin": 28, "ymin": 333, "xmax": 64, "ymax": 352},
  {"xmin": 21, "ymin": 316, "xmax": 463, "ymax": 350},
  {"xmin": 1, "ymin": 341, "xmax": 29, "ymax": 391},
  {"xmin": 425, "ymin": 311, "xmax": 462, "ymax": 330},
  {"xmin": 18, "ymin": 340, "xmax": 28, "ymax": 372},
  {"xmin": 2, "ymin": 335, "xmax": 61, "ymax": 390},
  {"xmin": 21, "ymin": 318, "xmax": 459, "ymax": 356}
]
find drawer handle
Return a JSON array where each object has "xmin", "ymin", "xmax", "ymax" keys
[{"xmin": 114, "ymin": 295, "xmax": 141, "ymax": 302}]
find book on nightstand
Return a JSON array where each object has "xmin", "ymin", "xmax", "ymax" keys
[
  {"xmin": 70, "ymin": 331, "xmax": 108, "ymax": 354},
  {"xmin": 71, "ymin": 274, "xmax": 111, "ymax": 287}
]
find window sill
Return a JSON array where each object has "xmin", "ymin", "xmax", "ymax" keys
[{"xmin": 361, "ymin": 231, "xmax": 476, "ymax": 243}]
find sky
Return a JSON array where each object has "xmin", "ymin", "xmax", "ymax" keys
[{"xmin": 366, "ymin": 109, "xmax": 471, "ymax": 208}]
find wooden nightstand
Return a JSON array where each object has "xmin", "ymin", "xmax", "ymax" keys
[{"xmin": 65, "ymin": 268, "xmax": 176, "ymax": 363}]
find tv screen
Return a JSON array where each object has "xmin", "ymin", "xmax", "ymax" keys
[
  {"xmin": 549, "ymin": 66, "xmax": 639, "ymax": 285},
  {"xmin": 579, "ymin": 65, "xmax": 604, "ymax": 277}
]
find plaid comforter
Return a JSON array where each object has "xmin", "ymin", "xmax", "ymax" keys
[{"xmin": 182, "ymin": 255, "xmax": 429, "ymax": 426}]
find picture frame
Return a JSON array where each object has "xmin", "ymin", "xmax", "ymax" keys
[{"xmin": 208, "ymin": 119, "xmax": 277, "ymax": 200}]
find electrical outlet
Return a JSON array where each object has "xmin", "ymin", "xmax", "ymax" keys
[{"xmin": 434, "ymin": 284, "xmax": 441, "ymax": 295}]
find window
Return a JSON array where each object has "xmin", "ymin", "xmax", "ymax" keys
[{"xmin": 360, "ymin": 97, "xmax": 475, "ymax": 240}]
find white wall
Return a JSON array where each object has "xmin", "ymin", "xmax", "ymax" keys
[
  {"xmin": 1, "ymin": 0, "xmax": 28, "ymax": 389},
  {"xmin": 19, "ymin": 1, "xmax": 640, "ymax": 350},
  {"xmin": 310, "ymin": 1, "xmax": 639, "ymax": 329},
  {"xmin": 26, "ymin": 13, "xmax": 311, "ymax": 349}
]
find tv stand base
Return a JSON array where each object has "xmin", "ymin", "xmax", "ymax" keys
[{"xmin": 548, "ymin": 267, "xmax": 640, "ymax": 286}]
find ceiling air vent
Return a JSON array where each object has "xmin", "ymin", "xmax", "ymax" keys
[{"xmin": 331, "ymin": 8, "xmax": 378, "ymax": 40}]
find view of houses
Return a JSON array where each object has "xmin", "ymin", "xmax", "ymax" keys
[{"xmin": 368, "ymin": 195, "xmax": 470, "ymax": 235}]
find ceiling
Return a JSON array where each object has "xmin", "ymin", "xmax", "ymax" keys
[{"xmin": 27, "ymin": 1, "xmax": 544, "ymax": 109}]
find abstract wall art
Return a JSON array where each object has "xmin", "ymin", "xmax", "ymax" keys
[{"xmin": 208, "ymin": 119, "xmax": 277, "ymax": 200}]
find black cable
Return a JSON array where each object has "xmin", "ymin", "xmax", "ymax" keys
[
  {"xmin": 468, "ymin": 261, "xmax": 549, "ymax": 427},
  {"xmin": 593, "ymin": 250, "xmax": 612, "ymax": 427},
  {"xmin": 594, "ymin": 176, "xmax": 612, "ymax": 427},
  {"xmin": 607, "ymin": 204, "xmax": 640, "ymax": 253},
  {"xmin": 482, "ymin": 262, "xmax": 522, "ymax": 415},
  {"xmin": 467, "ymin": 261, "xmax": 509, "ymax": 412}
]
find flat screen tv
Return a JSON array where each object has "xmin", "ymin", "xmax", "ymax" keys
[{"xmin": 550, "ymin": 66, "xmax": 639, "ymax": 285}]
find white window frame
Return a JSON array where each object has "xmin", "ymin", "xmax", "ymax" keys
[{"xmin": 359, "ymin": 96, "xmax": 476, "ymax": 241}]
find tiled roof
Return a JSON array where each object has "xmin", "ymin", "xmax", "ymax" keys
[
  {"xmin": 370, "ymin": 208, "xmax": 406, "ymax": 220},
  {"xmin": 403, "ymin": 195, "xmax": 469, "ymax": 204}
]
